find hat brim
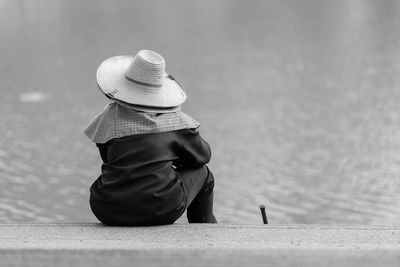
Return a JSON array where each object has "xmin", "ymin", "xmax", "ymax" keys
[{"xmin": 96, "ymin": 56, "xmax": 187, "ymax": 108}]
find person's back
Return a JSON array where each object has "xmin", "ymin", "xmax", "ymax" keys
[{"xmin": 85, "ymin": 50, "xmax": 217, "ymax": 226}]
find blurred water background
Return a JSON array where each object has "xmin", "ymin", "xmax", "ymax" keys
[{"xmin": 1, "ymin": 0, "xmax": 400, "ymax": 225}]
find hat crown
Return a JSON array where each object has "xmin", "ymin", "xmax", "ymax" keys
[{"xmin": 125, "ymin": 50, "xmax": 165, "ymax": 87}]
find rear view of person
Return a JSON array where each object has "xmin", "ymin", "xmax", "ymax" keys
[{"xmin": 84, "ymin": 50, "xmax": 217, "ymax": 226}]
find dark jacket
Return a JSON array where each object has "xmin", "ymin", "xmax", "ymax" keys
[{"xmin": 89, "ymin": 128, "xmax": 211, "ymax": 226}]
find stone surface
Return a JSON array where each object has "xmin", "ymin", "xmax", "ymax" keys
[{"xmin": 0, "ymin": 224, "xmax": 399, "ymax": 266}]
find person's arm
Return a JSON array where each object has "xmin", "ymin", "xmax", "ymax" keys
[
  {"xmin": 96, "ymin": 143, "xmax": 108, "ymax": 163},
  {"xmin": 174, "ymin": 128, "xmax": 211, "ymax": 170}
]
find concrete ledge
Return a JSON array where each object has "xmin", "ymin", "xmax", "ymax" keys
[{"xmin": 0, "ymin": 223, "xmax": 399, "ymax": 266}]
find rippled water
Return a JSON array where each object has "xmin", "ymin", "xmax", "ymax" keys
[{"xmin": 1, "ymin": 0, "xmax": 400, "ymax": 225}]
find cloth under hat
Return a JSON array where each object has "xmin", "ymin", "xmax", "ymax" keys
[{"xmin": 84, "ymin": 101, "xmax": 200, "ymax": 144}]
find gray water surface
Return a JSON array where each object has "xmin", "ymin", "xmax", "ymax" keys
[{"xmin": 1, "ymin": 0, "xmax": 400, "ymax": 224}]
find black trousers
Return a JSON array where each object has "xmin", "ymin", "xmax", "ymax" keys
[
  {"xmin": 178, "ymin": 165, "xmax": 217, "ymax": 223},
  {"xmin": 90, "ymin": 165, "xmax": 217, "ymax": 226}
]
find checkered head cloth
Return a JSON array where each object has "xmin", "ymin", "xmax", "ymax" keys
[{"xmin": 84, "ymin": 101, "xmax": 200, "ymax": 144}]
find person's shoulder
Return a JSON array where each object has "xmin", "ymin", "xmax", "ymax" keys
[
  {"xmin": 175, "ymin": 128, "xmax": 201, "ymax": 138},
  {"xmin": 174, "ymin": 111, "xmax": 201, "ymax": 129}
]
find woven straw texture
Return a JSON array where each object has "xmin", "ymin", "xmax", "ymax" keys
[
  {"xmin": 96, "ymin": 51, "xmax": 186, "ymax": 108},
  {"xmin": 125, "ymin": 50, "xmax": 165, "ymax": 86},
  {"xmin": 84, "ymin": 101, "xmax": 200, "ymax": 144}
]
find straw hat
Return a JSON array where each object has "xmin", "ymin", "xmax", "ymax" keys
[{"xmin": 96, "ymin": 50, "xmax": 187, "ymax": 111}]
